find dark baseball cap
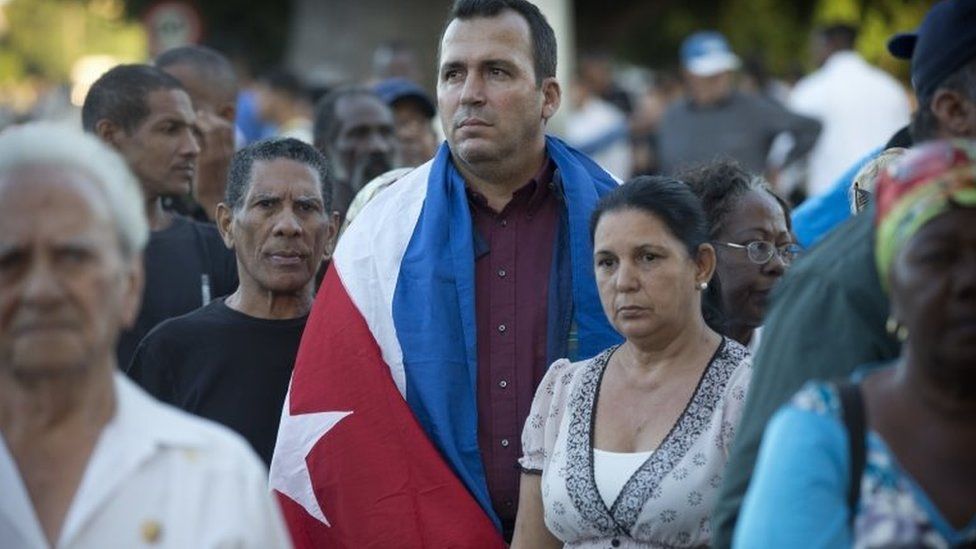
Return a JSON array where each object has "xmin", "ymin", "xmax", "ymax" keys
[
  {"xmin": 373, "ymin": 78, "xmax": 436, "ymax": 119},
  {"xmin": 887, "ymin": 0, "xmax": 976, "ymax": 99}
]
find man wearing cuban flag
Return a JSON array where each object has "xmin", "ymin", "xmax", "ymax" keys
[{"xmin": 269, "ymin": 0, "xmax": 623, "ymax": 546}]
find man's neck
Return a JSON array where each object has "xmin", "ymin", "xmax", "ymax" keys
[
  {"xmin": 0, "ymin": 363, "xmax": 116, "ymax": 444},
  {"xmin": 224, "ymin": 281, "xmax": 315, "ymax": 320},
  {"xmin": 455, "ymin": 147, "xmax": 547, "ymax": 212},
  {"xmin": 144, "ymin": 196, "xmax": 174, "ymax": 232}
]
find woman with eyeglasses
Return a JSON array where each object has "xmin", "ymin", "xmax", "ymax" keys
[
  {"xmin": 734, "ymin": 140, "xmax": 976, "ymax": 548},
  {"xmin": 512, "ymin": 177, "xmax": 751, "ymax": 548},
  {"xmin": 682, "ymin": 160, "xmax": 799, "ymax": 352}
]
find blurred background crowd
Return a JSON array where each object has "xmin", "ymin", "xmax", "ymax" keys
[{"xmin": 0, "ymin": 0, "xmax": 932, "ymax": 208}]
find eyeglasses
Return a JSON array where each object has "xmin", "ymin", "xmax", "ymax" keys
[{"xmin": 714, "ymin": 240, "xmax": 802, "ymax": 265}]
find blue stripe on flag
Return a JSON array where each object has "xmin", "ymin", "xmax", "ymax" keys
[{"xmin": 392, "ymin": 138, "xmax": 622, "ymax": 530}]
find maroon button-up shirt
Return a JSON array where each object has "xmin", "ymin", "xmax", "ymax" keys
[{"xmin": 467, "ymin": 159, "xmax": 559, "ymax": 529}]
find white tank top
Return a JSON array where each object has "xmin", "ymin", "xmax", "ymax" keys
[{"xmin": 593, "ymin": 448, "xmax": 654, "ymax": 509}]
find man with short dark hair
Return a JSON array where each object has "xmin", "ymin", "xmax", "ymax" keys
[
  {"xmin": 270, "ymin": 0, "xmax": 621, "ymax": 544},
  {"xmin": 312, "ymin": 86, "xmax": 399, "ymax": 223},
  {"xmin": 712, "ymin": 2, "xmax": 976, "ymax": 546},
  {"xmin": 82, "ymin": 64, "xmax": 237, "ymax": 370},
  {"xmin": 128, "ymin": 138, "xmax": 335, "ymax": 466},
  {"xmin": 156, "ymin": 45, "xmax": 240, "ymax": 222}
]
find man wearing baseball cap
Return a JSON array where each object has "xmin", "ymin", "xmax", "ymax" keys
[
  {"xmin": 890, "ymin": 0, "xmax": 976, "ymax": 142},
  {"xmin": 712, "ymin": 2, "xmax": 976, "ymax": 547},
  {"xmin": 657, "ymin": 30, "xmax": 821, "ymax": 176},
  {"xmin": 373, "ymin": 77, "xmax": 439, "ymax": 167}
]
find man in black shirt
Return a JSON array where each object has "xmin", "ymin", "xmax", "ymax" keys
[
  {"xmin": 82, "ymin": 64, "xmax": 238, "ymax": 369},
  {"xmin": 127, "ymin": 138, "xmax": 336, "ymax": 465}
]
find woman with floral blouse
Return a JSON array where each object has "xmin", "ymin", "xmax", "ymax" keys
[{"xmin": 512, "ymin": 176, "xmax": 752, "ymax": 548}]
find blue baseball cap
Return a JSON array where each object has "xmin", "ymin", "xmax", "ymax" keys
[
  {"xmin": 680, "ymin": 31, "xmax": 741, "ymax": 77},
  {"xmin": 887, "ymin": 0, "xmax": 976, "ymax": 99},
  {"xmin": 372, "ymin": 78, "xmax": 436, "ymax": 119}
]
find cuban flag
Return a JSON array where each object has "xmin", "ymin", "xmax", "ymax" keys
[{"xmin": 269, "ymin": 137, "xmax": 621, "ymax": 547}]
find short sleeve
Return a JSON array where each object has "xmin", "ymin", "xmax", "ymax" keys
[
  {"xmin": 733, "ymin": 386, "xmax": 852, "ymax": 548},
  {"xmin": 518, "ymin": 358, "xmax": 576, "ymax": 473}
]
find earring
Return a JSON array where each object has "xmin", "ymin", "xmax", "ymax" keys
[
  {"xmin": 885, "ymin": 316, "xmax": 908, "ymax": 342},
  {"xmin": 698, "ymin": 281, "xmax": 708, "ymax": 291}
]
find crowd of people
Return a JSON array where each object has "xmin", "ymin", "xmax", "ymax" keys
[{"xmin": 0, "ymin": 0, "xmax": 974, "ymax": 548}]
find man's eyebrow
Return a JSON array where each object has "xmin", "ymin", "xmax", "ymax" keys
[
  {"xmin": 294, "ymin": 196, "xmax": 324, "ymax": 204},
  {"xmin": 484, "ymin": 59, "xmax": 518, "ymax": 69},
  {"xmin": 440, "ymin": 61, "xmax": 464, "ymax": 73}
]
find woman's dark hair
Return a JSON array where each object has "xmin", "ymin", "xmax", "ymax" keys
[
  {"xmin": 680, "ymin": 159, "xmax": 791, "ymax": 238},
  {"xmin": 590, "ymin": 176, "xmax": 725, "ymax": 333}
]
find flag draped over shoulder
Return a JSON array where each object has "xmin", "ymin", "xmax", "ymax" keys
[{"xmin": 269, "ymin": 137, "xmax": 621, "ymax": 548}]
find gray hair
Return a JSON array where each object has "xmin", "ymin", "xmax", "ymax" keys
[
  {"xmin": 0, "ymin": 122, "xmax": 149, "ymax": 257},
  {"xmin": 225, "ymin": 137, "xmax": 333, "ymax": 213},
  {"xmin": 849, "ymin": 147, "xmax": 908, "ymax": 215}
]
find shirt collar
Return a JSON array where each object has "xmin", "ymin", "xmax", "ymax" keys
[{"xmin": 466, "ymin": 155, "xmax": 556, "ymax": 215}]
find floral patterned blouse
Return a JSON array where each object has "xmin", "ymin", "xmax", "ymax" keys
[
  {"xmin": 519, "ymin": 338, "xmax": 752, "ymax": 548},
  {"xmin": 735, "ymin": 379, "xmax": 976, "ymax": 548}
]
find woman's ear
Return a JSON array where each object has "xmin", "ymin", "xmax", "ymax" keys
[{"xmin": 696, "ymin": 242, "xmax": 717, "ymax": 286}]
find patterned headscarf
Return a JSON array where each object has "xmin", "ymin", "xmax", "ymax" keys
[{"xmin": 875, "ymin": 139, "xmax": 976, "ymax": 291}]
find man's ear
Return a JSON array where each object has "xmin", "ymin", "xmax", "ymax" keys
[
  {"xmin": 931, "ymin": 88, "xmax": 976, "ymax": 138},
  {"xmin": 215, "ymin": 202, "xmax": 235, "ymax": 249},
  {"xmin": 541, "ymin": 77, "xmax": 562, "ymax": 122},
  {"xmin": 94, "ymin": 119, "xmax": 124, "ymax": 148}
]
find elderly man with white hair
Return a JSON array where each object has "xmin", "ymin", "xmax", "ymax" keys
[{"xmin": 0, "ymin": 123, "xmax": 291, "ymax": 549}]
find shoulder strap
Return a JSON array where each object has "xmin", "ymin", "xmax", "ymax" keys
[{"xmin": 835, "ymin": 379, "xmax": 866, "ymax": 514}]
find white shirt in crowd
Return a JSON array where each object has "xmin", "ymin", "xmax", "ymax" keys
[
  {"xmin": 789, "ymin": 50, "xmax": 911, "ymax": 198},
  {"xmin": 565, "ymin": 96, "xmax": 633, "ymax": 181},
  {"xmin": 0, "ymin": 373, "xmax": 292, "ymax": 549}
]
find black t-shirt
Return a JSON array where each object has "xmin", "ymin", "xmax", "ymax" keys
[
  {"xmin": 117, "ymin": 215, "xmax": 237, "ymax": 369},
  {"xmin": 126, "ymin": 298, "xmax": 307, "ymax": 466}
]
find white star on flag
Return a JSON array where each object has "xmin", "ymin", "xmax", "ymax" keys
[{"xmin": 269, "ymin": 392, "xmax": 352, "ymax": 526}]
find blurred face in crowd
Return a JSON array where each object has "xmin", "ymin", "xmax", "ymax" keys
[
  {"xmin": 219, "ymin": 158, "xmax": 334, "ymax": 296},
  {"xmin": 332, "ymin": 94, "xmax": 398, "ymax": 189},
  {"xmin": 593, "ymin": 208, "xmax": 714, "ymax": 343},
  {"xmin": 437, "ymin": 10, "xmax": 559, "ymax": 171},
  {"xmin": 889, "ymin": 207, "xmax": 976, "ymax": 382},
  {"xmin": 104, "ymin": 88, "xmax": 201, "ymax": 199},
  {"xmin": 683, "ymin": 70, "xmax": 735, "ymax": 107},
  {"xmin": 713, "ymin": 190, "xmax": 792, "ymax": 333},
  {"xmin": 392, "ymin": 98, "xmax": 438, "ymax": 167},
  {"xmin": 0, "ymin": 166, "xmax": 142, "ymax": 376},
  {"xmin": 162, "ymin": 63, "xmax": 236, "ymax": 122}
]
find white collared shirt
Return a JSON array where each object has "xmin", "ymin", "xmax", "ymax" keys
[
  {"xmin": 0, "ymin": 373, "xmax": 292, "ymax": 549},
  {"xmin": 789, "ymin": 51, "xmax": 910, "ymax": 197}
]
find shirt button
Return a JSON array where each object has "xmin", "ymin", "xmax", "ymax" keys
[
  {"xmin": 497, "ymin": 268, "xmax": 507, "ymax": 278},
  {"xmin": 498, "ymin": 324, "xmax": 506, "ymax": 333},
  {"xmin": 505, "ymin": 500, "xmax": 514, "ymax": 508},
  {"xmin": 498, "ymin": 380, "xmax": 508, "ymax": 388},
  {"xmin": 611, "ymin": 538, "xmax": 621, "ymax": 547},
  {"xmin": 500, "ymin": 219, "xmax": 508, "ymax": 227},
  {"xmin": 501, "ymin": 439, "xmax": 510, "ymax": 447}
]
